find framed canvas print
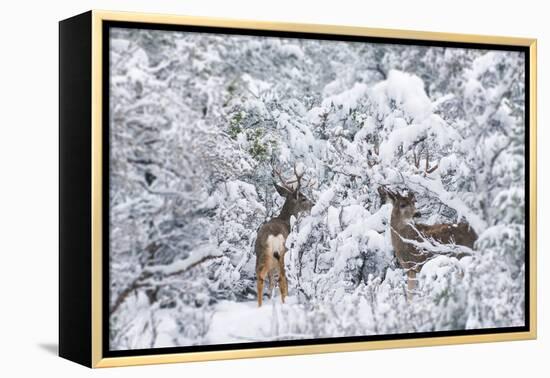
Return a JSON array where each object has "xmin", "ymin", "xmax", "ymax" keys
[{"xmin": 59, "ymin": 10, "xmax": 537, "ymax": 368}]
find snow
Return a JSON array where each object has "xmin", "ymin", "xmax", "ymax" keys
[
  {"xmin": 466, "ymin": 51, "xmax": 497, "ymax": 80},
  {"xmin": 225, "ymin": 180, "xmax": 259, "ymax": 201},
  {"xmin": 321, "ymin": 82, "xmax": 369, "ymax": 113},
  {"xmin": 323, "ymin": 78, "xmax": 347, "ymax": 97},
  {"xmin": 279, "ymin": 44, "xmax": 305, "ymax": 60},
  {"xmin": 379, "ymin": 120, "xmax": 427, "ymax": 163},
  {"xmin": 241, "ymin": 73, "xmax": 273, "ymax": 96},
  {"xmin": 312, "ymin": 188, "xmax": 335, "ymax": 216},
  {"xmin": 327, "ymin": 206, "xmax": 340, "ymax": 237},
  {"xmin": 207, "ymin": 296, "xmax": 304, "ymax": 343},
  {"xmin": 432, "ymin": 93, "xmax": 455, "ymax": 108},
  {"xmin": 341, "ymin": 204, "xmax": 370, "ymax": 226},
  {"xmin": 407, "ymin": 175, "xmax": 488, "ymax": 234},
  {"xmin": 372, "ymin": 70, "xmax": 433, "ymax": 122},
  {"xmin": 366, "ymin": 230, "xmax": 386, "ymax": 251},
  {"xmin": 464, "ymin": 78, "xmax": 484, "ymax": 99},
  {"xmin": 438, "ymin": 153, "xmax": 459, "ymax": 175},
  {"xmin": 145, "ymin": 244, "xmax": 221, "ymax": 275},
  {"xmin": 108, "ymin": 27, "xmax": 527, "ymax": 350}
]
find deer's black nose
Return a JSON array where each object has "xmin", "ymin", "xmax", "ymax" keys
[
  {"xmin": 273, "ymin": 251, "xmax": 280, "ymax": 260},
  {"xmin": 414, "ymin": 211, "xmax": 422, "ymax": 218}
]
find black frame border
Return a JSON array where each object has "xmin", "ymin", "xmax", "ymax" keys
[{"xmin": 101, "ymin": 20, "xmax": 531, "ymax": 359}]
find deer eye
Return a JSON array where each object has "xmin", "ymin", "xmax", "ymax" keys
[{"xmin": 400, "ymin": 203, "xmax": 407, "ymax": 209}]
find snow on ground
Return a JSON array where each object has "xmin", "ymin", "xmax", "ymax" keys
[
  {"xmin": 207, "ymin": 295, "xmax": 299, "ymax": 344},
  {"xmin": 108, "ymin": 28, "xmax": 526, "ymax": 350}
]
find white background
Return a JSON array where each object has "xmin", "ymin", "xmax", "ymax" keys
[{"xmin": 0, "ymin": 0, "xmax": 546, "ymax": 376}]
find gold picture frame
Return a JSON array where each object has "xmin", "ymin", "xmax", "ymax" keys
[{"xmin": 59, "ymin": 9, "xmax": 537, "ymax": 368}]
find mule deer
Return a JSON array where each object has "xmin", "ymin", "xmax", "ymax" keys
[
  {"xmin": 255, "ymin": 164, "xmax": 314, "ymax": 307},
  {"xmin": 379, "ymin": 187, "xmax": 477, "ymax": 296}
]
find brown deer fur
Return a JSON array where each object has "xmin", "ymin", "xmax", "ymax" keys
[
  {"xmin": 255, "ymin": 169, "xmax": 313, "ymax": 307},
  {"xmin": 379, "ymin": 187, "xmax": 477, "ymax": 296}
]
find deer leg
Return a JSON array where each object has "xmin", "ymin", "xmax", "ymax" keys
[
  {"xmin": 279, "ymin": 275, "xmax": 288, "ymax": 304},
  {"xmin": 257, "ymin": 267, "xmax": 268, "ymax": 307},
  {"xmin": 406, "ymin": 270, "xmax": 417, "ymax": 301},
  {"xmin": 257, "ymin": 277, "xmax": 264, "ymax": 307},
  {"xmin": 268, "ymin": 271, "xmax": 275, "ymax": 298}
]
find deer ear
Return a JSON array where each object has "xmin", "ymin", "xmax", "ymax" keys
[
  {"xmin": 378, "ymin": 187, "xmax": 396, "ymax": 203},
  {"xmin": 407, "ymin": 191, "xmax": 415, "ymax": 201},
  {"xmin": 273, "ymin": 183, "xmax": 290, "ymax": 197}
]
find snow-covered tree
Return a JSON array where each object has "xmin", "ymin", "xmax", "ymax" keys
[{"xmin": 108, "ymin": 28, "xmax": 527, "ymax": 349}]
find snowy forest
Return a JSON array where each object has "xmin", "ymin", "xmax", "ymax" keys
[{"xmin": 108, "ymin": 26, "xmax": 526, "ymax": 350}]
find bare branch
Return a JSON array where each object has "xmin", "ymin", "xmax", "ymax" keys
[
  {"xmin": 109, "ymin": 254, "xmax": 222, "ymax": 316},
  {"xmin": 425, "ymin": 149, "xmax": 430, "ymax": 173},
  {"xmin": 426, "ymin": 164, "xmax": 439, "ymax": 174},
  {"xmin": 109, "ymin": 271, "xmax": 153, "ymax": 316}
]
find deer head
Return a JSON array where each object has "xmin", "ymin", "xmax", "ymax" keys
[
  {"xmin": 378, "ymin": 186, "xmax": 421, "ymax": 225},
  {"xmin": 272, "ymin": 163, "xmax": 314, "ymax": 220}
]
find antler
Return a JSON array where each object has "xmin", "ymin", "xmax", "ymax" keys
[
  {"xmin": 378, "ymin": 185, "xmax": 400, "ymax": 203},
  {"xmin": 271, "ymin": 164, "xmax": 295, "ymax": 193},
  {"xmin": 271, "ymin": 162, "xmax": 312, "ymax": 194},
  {"xmin": 293, "ymin": 162, "xmax": 305, "ymax": 193},
  {"xmin": 378, "ymin": 185, "xmax": 393, "ymax": 197}
]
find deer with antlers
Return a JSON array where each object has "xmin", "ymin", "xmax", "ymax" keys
[
  {"xmin": 378, "ymin": 186, "xmax": 477, "ymax": 297},
  {"xmin": 255, "ymin": 164, "xmax": 314, "ymax": 307}
]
